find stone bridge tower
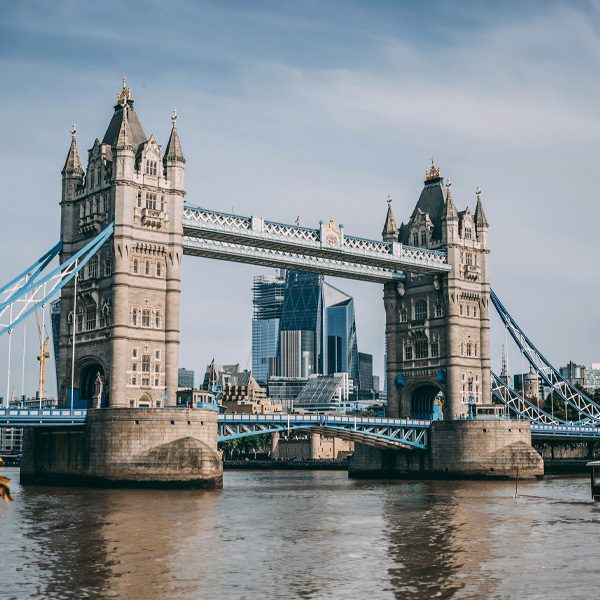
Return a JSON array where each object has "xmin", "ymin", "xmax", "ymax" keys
[
  {"xmin": 58, "ymin": 79, "xmax": 185, "ymax": 408},
  {"xmin": 383, "ymin": 160, "xmax": 491, "ymax": 420}
]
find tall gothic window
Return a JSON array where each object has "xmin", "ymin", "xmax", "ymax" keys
[
  {"xmin": 156, "ymin": 262, "xmax": 161, "ymax": 277},
  {"xmin": 414, "ymin": 300, "xmax": 427, "ymax": 321},
  {"xmin": 146, "ymin": 160, "xmax": 158, "ymax": 176},
  {"xmin": 431, "ymin": 340, "xmax": 439, "ymax": 358},
  {"xmin": 415, "ymin": 339, "xmax": 428, "ymax": 359},
  {"xmin": 142, "ymin": 309, "xmax": 151, "ymax": 327},
  {"xmin": 412, "ymin": 232, "xmax": 419, "ymax": 246},
  {"xmin": 146, "ymin": 193, "xmax": 157, "ymax": 209},
  {"xmin": 464, "ymin": 227, "xmax": 472, "ymax": 240},
  {"xmin": 86, "ymin": 305, "xmax": 96, "ymax": 331},
  {"xmin": 155, "ymin": 311, "xmax": 161, "ymax": 328},
  {"xmin": 133, "ymin": 259, "xmax": 138, "ymax": 274},
  {"xmin": 141, "ymin": 355, "xmax": 151, "ymax": 386},
  {"xmin": 132, "ymin": 308, "xmax": 138, "ymax": 326},
  {"xmin": 145, "ymin": 261, "xmax": 150, "ymax": 276},
  {"xmin": 404, "ymin": 344, "xmax": 413, "ymax": 361},
  {"xmin": 434, "ymin": 304, "xmax": 443, "ymax": 318},
  {"xmin": 420, "ymin": 231, "xmax": 426, "ymax": 245},
  {"xmin": 88, "ymin": 256, "xmax": 98, "ymax": 279},
  {"xmin": 400, "ymin": 307, "xmax": 407, "ymax": 322}
]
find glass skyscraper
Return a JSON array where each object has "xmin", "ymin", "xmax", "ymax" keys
[
  {"xmin": 323, "ymin": 283, "xmax": 360, "ymax": 386},
  {"xmin": 252, "ymin": 272, "xmax": 286, "ymax": 384},
  {"xmin": 252, "ymin": 269, "xmax": 361, "ymax": 386}
]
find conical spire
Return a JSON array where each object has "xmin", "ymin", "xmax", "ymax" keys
[
  {"xmin": 442, "ymin": 180, "xmax": 458, "ymax": 221},
  {"xmin": 474, "ymin": 186, "xmax": 489, "ymax": 229},
  {"xmin": 62, "ymin": 124, "xmax": 84, "ymax": 176},
  {"xmin": 382, "ymin": 193, "xmax": 398, "ymax": 241},
  {"xmin": 164, "ymin": 109, "xmax": 185, "ymax": 164},
  {"xmin": 115, "ymin": 98, "xmax": 133, "ymax": 150}
]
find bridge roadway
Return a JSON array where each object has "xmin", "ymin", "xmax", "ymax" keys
[{"xmin": 2, "ymin": 409, "xmax": 600, "ymax": 448}]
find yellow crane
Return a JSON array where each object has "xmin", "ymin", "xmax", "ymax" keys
[{"xmin": 35, "ymin": 310, "xmax": 50, "ymax": 400}]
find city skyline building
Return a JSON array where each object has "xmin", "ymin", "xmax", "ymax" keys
[
  {"xmin": 178, "ymin": 367, "xmax": 195, "ymax": 389},
  {"xmin": 252, "ymin": 271, "xmax": 286, "ymax": 384}
]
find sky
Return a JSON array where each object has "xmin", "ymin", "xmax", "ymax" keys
[{"xmin": 1, "ymin": 0, "xmax": 599, "ymax": 397}]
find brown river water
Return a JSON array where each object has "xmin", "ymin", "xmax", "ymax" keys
[{"xmin": 1, "ymin": 468, "xmax": 599, "ymax": 599}]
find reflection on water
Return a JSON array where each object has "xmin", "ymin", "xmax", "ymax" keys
[{"xmin": 1, "ymin": 468, "xmax": 599, "ymax": 599}]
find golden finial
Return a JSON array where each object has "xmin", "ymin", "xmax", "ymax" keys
[
  {"xmin": 425, "ymin": 156, "xmax": 441, "ymax": 181},
  {"xmin": 117, "ymin": 74, "xmax": 132, "ymax": 105}
]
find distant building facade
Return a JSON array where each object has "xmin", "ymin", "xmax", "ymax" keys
[
  {"xmin": 252, "ymin": 271, "xmax": 286, "ymax": 384},
  {"xmin": 178, "ymin": 367, "xmax": 195, "ymax": 389},
  {"xmin": 252, "ymin": 269, "xmax": 362, "ymax": 384},
  {"xmin": 559, "ymin": 361, "xmax": 586, "ymax": 388},
  {"xmin": 358, "ymin": 352, "xmax": 373, "ymax": 391},
  {"xmin": 586, "ymin": 363, "xmax": 600, "ymax": 392}
]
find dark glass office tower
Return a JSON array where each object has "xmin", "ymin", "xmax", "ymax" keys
[
  {"xmin": 278, "ymin": 271, "xmax": 323, "ymax": 378},
  {"xmin": 324, "ymin": 283, "xmax": 360, "ymax": 386}
]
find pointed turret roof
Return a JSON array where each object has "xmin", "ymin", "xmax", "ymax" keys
[
  {"xmin": 62, "ymin": 124, "xmax": 84, "ymax": 176},
  {"xmin": 443, "ymin": 182, "xmax": 458, "ymax": 221},
  {"xmin": 102, "ymin": 77, "xmax": 147, "ymax": 149},
  {"xmin": 114, "ymin": 101, "xmax": 134, "ymax": 150},
  {"xmin": 474, "ymin": 187, "xmax": 489, "ymax": 229},
  {"xmin": 382, "ymin": 194, "xmax": 398, "ymax": 240},
  {"xmin": 164, "ymin": 110, "xmax": 185, "ymax": 163}
]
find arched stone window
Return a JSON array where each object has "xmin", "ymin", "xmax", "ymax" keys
[{"xmin": 399, "ymin": 307, "xmax": 407, "ymax": 322}]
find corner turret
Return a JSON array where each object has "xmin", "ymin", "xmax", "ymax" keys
[
  {"xmin": 382, "ymin": 194, "xmax": 398, "ymax": 242},
  {"xmin": 163, "ymin": 109, "xmax": 185, "ymax": 191}
]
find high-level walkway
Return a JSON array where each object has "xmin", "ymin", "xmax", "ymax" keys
[{"xmin": 182, "ymin": 205, "xmax": 451, "ymax": 282}]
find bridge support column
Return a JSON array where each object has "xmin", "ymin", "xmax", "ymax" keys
[
  {"xmin": 349, "ymin": 420, "xmax": 543, "ymax": 479},
  {"xmin": 20, "ymin": 408, "xmax": 223, "ymax": 488}
]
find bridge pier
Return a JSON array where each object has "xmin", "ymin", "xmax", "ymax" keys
[
  {"xmin": 349, "ymin": 420, "xmax": 543, "ymax": 479},
  {"xmin": 20, "ymin": 408, "xmax": 222, "ymax": 488}
]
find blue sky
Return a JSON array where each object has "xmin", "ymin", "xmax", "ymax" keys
[{"xmin": 1, "ymin": 0, "xmax": 599, "ymax": 396}]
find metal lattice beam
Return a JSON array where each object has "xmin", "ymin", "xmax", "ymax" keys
[
  {"xmin": 183, "ymin": 205, "xmax": 451, "ymax": 276},
  {"xmin": 491, "ymin": 371, "xmax": 565, "ymax": 424},
  {"xmin": 0, "ymin": 224, "xmax": 114, "ymax": 336},
  {"xmin": 217, "ymin": 414, "xmax": 430, "ymax": 450},
  {"xmin": 491, "ymin": 289, "xmax": 600, "ymax": 422},
  {"xmin": 183, "ymin": 237, "xmax": 405, "ymax": 283}
]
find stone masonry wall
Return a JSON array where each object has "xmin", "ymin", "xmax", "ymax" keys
[{"xmin": 21, "ymin": 408, "xmax": 222, "ymax": 488}]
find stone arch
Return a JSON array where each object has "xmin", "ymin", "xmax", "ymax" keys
[
  {"xmin": 76, "ymin": 357, "xmax": 107, "ymax": 408},
  {"xmin": 137, "ymin": 393, "xmax": 152, "ymax": 408},
  {"xmin": 402, "ymin": 380, "xmax": 445, "ymax": 420}
]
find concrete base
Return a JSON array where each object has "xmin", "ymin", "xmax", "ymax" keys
[
  {"xmin": 349, "ymin": 419, "xmax": 544, "ymax": 480},
  {"xmin": 20, "ymin": 408, "xmax": 223, "ymax": 489}
]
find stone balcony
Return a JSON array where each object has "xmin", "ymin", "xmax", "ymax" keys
[
  {"xmin": 78, "ymin": 213, "xmax": 107, "ymax": 237},
  {"xmin": 141, "ymin": 207, "xmax": 165, "ymax": 229},
  {"xmin": 463, "ymin": 264, "xmax": 480, "ymax": 280}
]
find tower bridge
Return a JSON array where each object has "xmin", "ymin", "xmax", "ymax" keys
[{"xmin": 1, "ymin": 80, "xmax": 598, "ymax": 486}]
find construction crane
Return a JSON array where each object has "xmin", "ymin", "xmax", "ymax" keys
[{"xmin": 35, "ymin": 310, "xmax": 50, "ymax": 400}]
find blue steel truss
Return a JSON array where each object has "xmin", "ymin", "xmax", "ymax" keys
[
  {"xmin": 182, "ymin": 205, "xmax": 451, "ymax": 281},
  {"xmin": 217, "ymin": 414, "xmax": 430, "ymax": 450},
  {"xmin": 0, "ymin": 224, "xmax": 114, "ymax": 336},
  {"xmin": 491, "ymin": 289, "xmax": 600, "ymax": 422}
]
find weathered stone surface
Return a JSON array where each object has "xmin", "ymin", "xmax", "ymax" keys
[
  {"xmin": 349, "ymin": 420, "xmax": 544, "ymax": 480},
  {"xmin": 20, "ymin": 408, "xmax": 222, "ymax": 488}
]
